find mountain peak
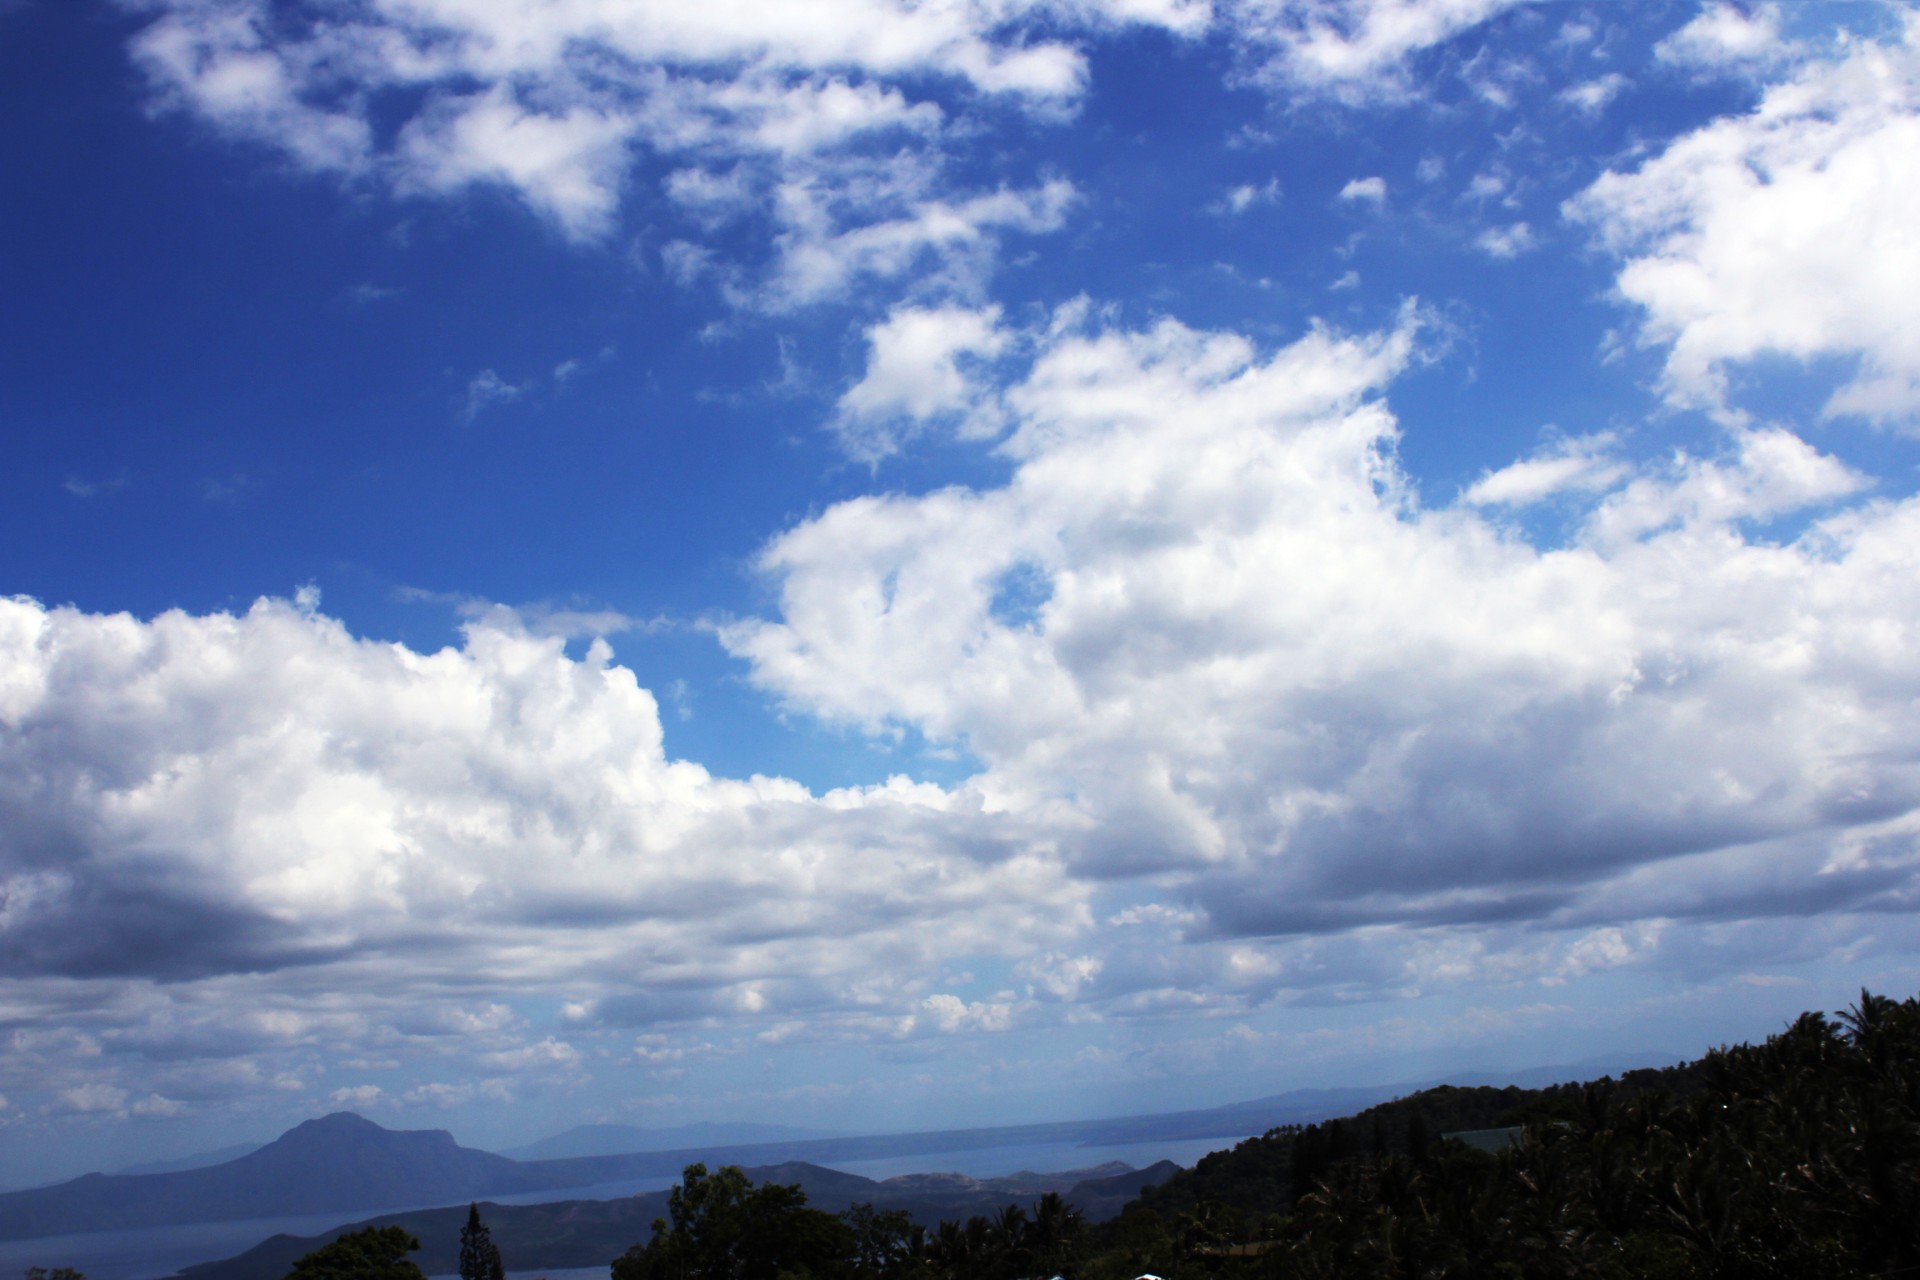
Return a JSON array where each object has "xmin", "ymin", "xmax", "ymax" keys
[
  {"xmin": 274, "ymin": 1112, "xmax": 457, "ymax": 1145},
  {"xmin": 297, "ymin": 1111, "xmax": 382, "ymax": 1131}
]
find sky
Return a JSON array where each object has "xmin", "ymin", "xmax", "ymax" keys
[{"xmin": 4, "ymin": 0, "xmax": 1920, "ymax": 1188}]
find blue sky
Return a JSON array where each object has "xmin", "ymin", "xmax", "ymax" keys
[{"xmin": 5, "ymin": 0, "xmax": 1920, "ymax": 1185}]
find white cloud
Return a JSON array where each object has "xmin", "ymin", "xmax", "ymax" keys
[
  {"xmin": 64, "ymin": 475, "xmax": 131, "ymax": 499},
  {"xmin": 1559, "ymin": 72, "xmax": 1629, "ymax": 115},
  {"xmin": 1462, "ymin": 431, "xmax": 1627, "ymax": 507},
  {"xmin": 1655, "ymin": 2, "xmax": 1797, "ymax": 73},
  {"xmin": 921, "ymin": 992, "xmax": 1017, "ymax": 1033},
  {"xmin": 1463, "ymin": 170, "xmax": 1505, "ymax": 202},
  {"xmin": 462, "ymin": 369, "xmax": 525, "ymax": 422},
  {"xmin": 765, "ymin": 177, "xmax": 1076, "ymax": 308},
  {"xmin": 60, "ymin": 1083, "xmax": 129, "ymax": 1114},
  {"xmin": 660, "ymin": 240, "xmax": 717, "ymax": 287},
  {"xmin": 835, "ymin": 304, "xmax": 1012, "ymax": 460},
  {"xmin": 1570, "ymin": 15, "xmax": 1920, "ymax": 425},
  {"xmin": 1339, "ymin": 174, "xmax": 1387, "ymax": 202},
  {"xmin": 1228, "ymin": 0, "xmax": 1527, "ymax": 104},
  {"xmin": 397, "ymin": 88, "xmax": 634, "ymax": 241},
  {"xmin": 1474, "ymin": 220, "xmax": 1534, "ymax": 258},
  {"xmin": 0, "ymin": 594, "xmax": 1090, "ymax": 1092},
  {"xmin": 481, "ymin": 1037, "xmax": 583, "ymax": 1071},
  {"xmin": 401, "ymin": 1079, "xmax": 512, "ymax": 1108},
  {"xmin": 116, "ymin": 0, "xmax": 1183, "ymax": 301},
  {"xmin": 1215, "ymin": 177, "xmax": 1283, "ymax": 215},
  {"xmin": 1017, "ymin": 951, "xmax": 1104, "ymax": 1000},
  {"xmin": 1582, "ymin": 425, "xmax": 1866, "ymax": 547},
  {"xmin": 729, "ymin": 303, "xmax": 1920, "ymax": 952},
  {"xmin": 115, "ymin": 0, "xmax": 1524, "ymax": 308}
]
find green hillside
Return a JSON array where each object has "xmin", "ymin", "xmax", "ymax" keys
[{"xmin": 1081, "ymin": 990, "xmax": 1914, "ymax": 1279}]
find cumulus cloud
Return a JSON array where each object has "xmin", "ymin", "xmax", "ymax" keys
[
  {"xmin": 0, "ymin": 594, "xmax": 1089, "ymax": 1110},
  {"xmin": 728, "ymin": 303, "xmax": 1920, "ymax": 953},
  {"xmin": 1570, "ymin": 14, "xmax": 1920, "ymax": 425},
  {"xmin": 1339, "ymin": 174, "xmax": 1388, "ymax": 202},
  {"xmin": 1655, "ymin": 2, "xmax": 1798, "ymax": 73},
  {"xmin": 834, "ymin": 303, "xmax": 1012, "ymax": 459},
  {"xmin": 920, "ymin": 992, "xmax": 1017, "ymax": 1033}
]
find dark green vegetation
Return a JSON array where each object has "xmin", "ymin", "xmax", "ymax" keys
[
  {"xmin": 611, "ymin": 1162, "xmax": 870, "ymax": 1280},
  {"xmin": 284, "ymin": 1227, "xmax": 424, "ymax": 1280},
  {"xmin": 609, "ymin": 1162, "xmax": 1096, "ymax": 1280},
  {"xmin": 1094, "ymin": 989, "xmax": 1920, "ymax": 1279},
  {"xmin": 457, "ymin": 1203, "xmax": 505, "ymax": 1280}
]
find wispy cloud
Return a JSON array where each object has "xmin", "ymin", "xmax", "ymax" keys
[{"xmin": 462, "ymin": 369, "xmax": 525, "ymax": 422}]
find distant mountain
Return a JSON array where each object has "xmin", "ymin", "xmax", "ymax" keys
[
  {"xmin": 171, "ymin": 1159, "xmax": 1176, "ymax": 1280},
  {"xmin": 500, "ymin": 1120, "xmax": 836, "ymax": 1160},
  {"xmin": 498, "ymin": 1084, "xmax": 1415, "ymax": 1184},
  {"xmin": 0, "ymin": 1113, "xmax": 557, "ymax": 1242},
  {"xmin": 2, "ymin": 1054, "xmax": 1683, "ymax": 1246},
  {"xmin": 0, "ymin": 1107, "xmax": 1214, "ymax": 1245},
  {"xmin": 118, "ymin": 1144, "xmax": 264, "ymax": 1177}
]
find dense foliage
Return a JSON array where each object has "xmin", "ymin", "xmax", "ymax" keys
[
  {"xmin": 283, "ymin": 1226, "xmax": 426, "ymax": 1280},
  {"xmin": 1086, "ymin": 989, "xmax": 1919, "ymax": 1280},
  {"xmin": 611, "ymin": 1162, "xmax": 859, "ymax": 1280},
  {"xmin": 607, "ymin": 1164, "xmax": 1089, "ymax": 1280}
]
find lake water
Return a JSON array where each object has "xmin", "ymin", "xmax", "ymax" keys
[{"xmin": 0, "ymin": 1134, "xmax": 1252, "ymax": 1280}]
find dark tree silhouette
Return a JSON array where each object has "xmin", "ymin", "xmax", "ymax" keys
[
  {"xmin": 459, "ymin": 1203, "xmax": 506, "ymax": 1280},
  {"xmin": 612, "ymin": 1163, "xmax": 851, "ymax": 1280},
  {"xmin": 285, "ymin": 1226, "xmax": 426, "ymax": 1280}
]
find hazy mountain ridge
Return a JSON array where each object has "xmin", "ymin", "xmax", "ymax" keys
[
  {"xmin": 0, "ymin": 1051, "xmax": 1680, "ymax": 1245},
  {"xmin": 169, "ymin": 1159, "xmax": 1182, "ymax": 1280},
  {"xmin": 116, "ymin": 1146, "xmax": 265, "ymax": 1179},
  {"xmin": 500, "ymin": 1121, "xmax": 836, "ymax": 1161},
  {"xmin": 0, "ymin": 1091, "xmax": 1366, "ymax": 1243},
  {"xmin": 0, "ymin": 1114, "xmax": 551, "ymax": 1241}
]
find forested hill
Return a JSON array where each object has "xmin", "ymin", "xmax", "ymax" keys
[
  {"xmin": 1089, "ymin": 989, "xmax": 1917, "ymax": 1279},
  {"xmin": 1125, "ymin": 1062, "xmax": 1707, "ymax": 1223}
]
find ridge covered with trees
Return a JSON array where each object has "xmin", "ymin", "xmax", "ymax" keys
[{"xmin": 1085, "ymin": 989, "xmax": 1918, "ymax": 1278}]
